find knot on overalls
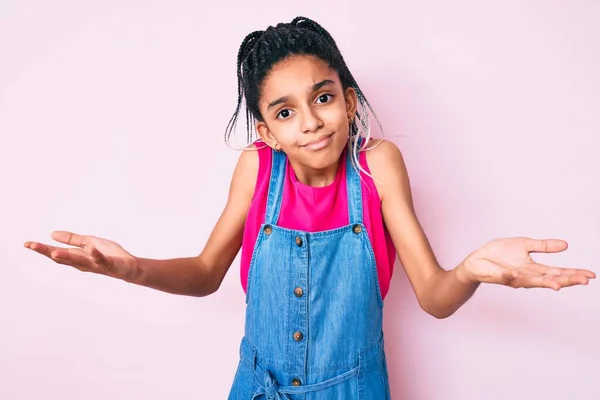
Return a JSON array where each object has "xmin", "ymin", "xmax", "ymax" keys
[{"xmin": 253, "ymin": 370, "xmax": 290, "ymax": 400}]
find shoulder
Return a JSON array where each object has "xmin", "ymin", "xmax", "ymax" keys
[
  {"xmin": 230, "ymin": 143, "xmax": 261, "ymax": 199},
  {"xmin": 235, "ymin": 143, "xmax": 259, "ymax": 173},
  {"xmin": 363, "ymin": 138, "xmax": 410, "ymax": 202},
  {"xmin": 235, "ymin": 141, "xmax": 271, "ymax": 171},
  {"xmin": 230, "ymin": 141, "xmax": 274, "ymax": 203},
  {"xmin": 363, "ymin": 138, "xmax": 404, "ymax": 162}
]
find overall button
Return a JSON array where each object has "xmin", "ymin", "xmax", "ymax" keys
[
  {"xmin": 295, "ymin": 236, "xmax": 303, "ymax": 246},
  {"xmin": 352, "ymin": 224, "xmax": 362, "ymax": 234},
  {"xmin": 294, "ymin": 287, "xmax": 303, "ymax": 297},
  {"xmin": 291, "ymin": 378, "xmax": 301, "ymax": 386},
  {"xmin": 293, "ymin": 331, "xmax": 303, "ymax": 341},
  {"xmin": 264, "ymin": 225, "xmax": 272, "ymax": 235}
]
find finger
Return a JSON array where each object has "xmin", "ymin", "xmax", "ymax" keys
[
  {"xmin": 578, "ymin": 269, "xmax": 596, "ymax": 279},
  {"xmin": 25, "ymin": 241, "xmax": 96, "ymax": 271},
  {"xmin": 516, "ymin": 274, "xmax": 562, "ymax": 291},
  {"xmin": 50, "ymin": 247, "xmax": 95, "ymax": 270},
  {"xmin": 531, "ymin": 275, "xmax": 587, "ymax": 289},
  {"xmin": 25, "ymin": 242, "xmax": 61, "ymax": 258},
  {"xmin": 523, "ymin": 263, "xmax": 577, "ymax": 276},
  {"xmin": 524, "ymin": 238, "xmax": 568, "ymax": 254},
  {"xmin": 551, "ymin": 274, "xmax": 590, "ymax": 287},
  {"xmin": 517, "ymin": 273, "xmax": 589, "ymax": 290},
  {"xmin": 523, "ymin": 263, "xmax": 596, "ymax": 279},
  {"xmin": 588, "ymin": 271, "xmax": 596, "ymax": 279},
  {"xmin": 51, "ymin": 231, "xmax": 90, "ymax": 248},
  {"xmin": 547, "ymin": 268, "xmax": 596, "ymax": 278}
]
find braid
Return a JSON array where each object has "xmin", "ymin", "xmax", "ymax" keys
[
  {"xmin": 224, "ymin": 30, "xmax": 263, "ymax": 147},
  {"xmin": 225, "ymin": 16, "xmax": 383, "ymax": 159},
  {"xmin": 289, "ymin": 17, "xmax": 381, "ymax": 142}
]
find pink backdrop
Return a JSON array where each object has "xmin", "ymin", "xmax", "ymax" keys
[{"xmin": 2, "ymin": 1, "xmax": 598, "ymax": 399}]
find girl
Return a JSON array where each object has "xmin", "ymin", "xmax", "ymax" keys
[{"xmin": 24, "ymin": 16, "xmax": 594, "ymax": 400}]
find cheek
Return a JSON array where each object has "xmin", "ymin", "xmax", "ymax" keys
[
  {"xmin": 327, "ymin": 108, "xmax": 351, "ymax": 134},
  {"xmin": 333, "ymin": 130, "xmax": 350, "ymax": 150},
  {"xmin": 277, "ymin": 126, "xmax": 301, "ymax": 147},
  {"xmin": 334, "ymin": 117, "xmax": 351, "ymax": 138}
]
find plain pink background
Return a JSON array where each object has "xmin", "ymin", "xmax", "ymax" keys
[{"xmin": 2, "ymin": 1, "xmax": 599, "ymax": 399}]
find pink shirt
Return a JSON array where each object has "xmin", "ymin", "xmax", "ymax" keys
[{"xmin": 240, "ymin": 142, "xmax": 396, "ymax": 300}]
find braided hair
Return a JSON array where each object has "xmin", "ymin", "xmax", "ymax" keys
[{"xmin": 224, "ymin": 16, "xmax": 383, "ymax": 171}]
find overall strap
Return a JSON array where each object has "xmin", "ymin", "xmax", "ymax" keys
[
  {"xmin": 345, "ymin": 145, "xmax": 364, "ymax": 224},
  {"xmin": 264, "ymin": 148, "xmax": 287, "ymax": 225}
]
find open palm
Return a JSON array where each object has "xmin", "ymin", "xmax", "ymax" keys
[
  {"xmin": 461, "ymin": 237, "xmax": 595, "ymax": 290},
  {"xmin": 24, "ymin": 231, "xmax": 138, "ymax": 281}
]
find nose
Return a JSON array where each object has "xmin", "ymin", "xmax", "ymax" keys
[{"xmin": 300, "ymin": 107, "xmax": 323, "ymax": 134}]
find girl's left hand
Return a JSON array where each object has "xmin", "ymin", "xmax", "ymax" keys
[{"xmin": 457, "ymin": 237, "xmax": 596, "ymax": 290}]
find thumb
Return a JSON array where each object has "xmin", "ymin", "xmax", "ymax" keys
[
  {"xmin": 87, "ymin": 245, "xmax": 115, "ymax": 274},
  {"xmin": 497, "ymin": 267, "xmax": 519, "ymax": 284}
]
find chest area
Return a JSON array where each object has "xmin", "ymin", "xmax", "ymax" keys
[{"xmin": 277, "ymin": 168, "xmax": 350, "ymax": 232}]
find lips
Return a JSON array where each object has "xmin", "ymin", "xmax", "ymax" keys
[{"xmin": 301, "ymin": 133, "xmax": 334, "ymax": 149}]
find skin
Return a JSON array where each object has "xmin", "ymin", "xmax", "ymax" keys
[
  {"xmin": 255, "ymin": 55, "xmax": 356, "ymax": 187},
  {"xmin": 24, "ymin": 54, "xmax": 596, "ymax": 318}
]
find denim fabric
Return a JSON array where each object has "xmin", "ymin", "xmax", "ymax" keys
[{"xmin": 228, "ymin": 148, "xmax": 390, "ymax": 399}]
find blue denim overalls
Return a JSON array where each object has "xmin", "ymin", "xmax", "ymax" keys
[{"xmin": 228, "ymin": 147, "xmax": 391, "ymax": 399}]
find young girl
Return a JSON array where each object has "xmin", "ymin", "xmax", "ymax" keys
[{"xmin": 24, "ymin": 16, "xmax": 594, "ymax": 400}]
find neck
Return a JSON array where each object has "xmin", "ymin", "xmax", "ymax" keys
[{"xmin": 289, "ymin": 158, "xmax": 341, "ymax": 187}]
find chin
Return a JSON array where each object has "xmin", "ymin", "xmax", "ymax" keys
[
  {"xmin": 303, "ymin": 145, "xmax": 346, "ymax": 171},
  {"xmin": 305, "ymin": 158, "xmax": 337, "ymax": 171}
]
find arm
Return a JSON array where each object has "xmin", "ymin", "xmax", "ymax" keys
[
  {"xmin": 367, "ymin": 139, "xmax": 477, "ymax": 318},
  {"xmin": 25, "ymin": 146, "xmax": 259, "ymax": 298},
  {"xmin": 367, "ymin": 140, "xmax": 594, "ymax": 319},
  {"xmin": 132, "ymin": 146, "xmax": 259, "ymax": 296}
]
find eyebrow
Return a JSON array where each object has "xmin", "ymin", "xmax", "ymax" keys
[{"xmin": 266, "ymin": 79, "xmax": 335, "ymax": 110}]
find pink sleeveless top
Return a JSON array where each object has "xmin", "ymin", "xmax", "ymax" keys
[{"xmin": 240, "ymin": 142, "xmax": 396, "ymax": 300}]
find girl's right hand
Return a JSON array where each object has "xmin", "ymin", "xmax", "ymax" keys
[{"xmin": 24, "ymin": 231, "xmax": 139, "ymax": 282}]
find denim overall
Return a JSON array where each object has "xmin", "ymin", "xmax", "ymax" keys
[{"xmin": 228, "ymin": 148, "xmax": 391, "ymax": 399}]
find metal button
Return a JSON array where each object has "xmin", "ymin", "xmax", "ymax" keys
[
  {"xmin": 293, "ymin": 331, "xmax": 303, "ymax": 341},
  {"xmin": 352, "ymin": 224, "xmax": 362, "ymax": 234},
  {"xmin": 295, "ymin": 236, "xmax": 303, "ymax": 246},
  {"xmin": 294, "ymin": 287, "xmax": 303, "ymax": 298},
  {"xmin": 264, "ymin": 225, "xmax": 272, "ymax": 235},
  {"xmin": 291, "ymin": 378, "xmax": 301, "ymax": 386}
]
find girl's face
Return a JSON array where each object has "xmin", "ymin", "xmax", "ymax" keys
[{"xmin": 256, "ymin": 55, "xmax": 357, "ymax": 180}]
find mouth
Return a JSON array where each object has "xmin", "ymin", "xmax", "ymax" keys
[{"xmin": 300, "ymin": 133, "xmax": 334, "ymax": 150}]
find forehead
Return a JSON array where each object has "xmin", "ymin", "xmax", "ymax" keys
[{"xmin": 260, "ymin": 55, "xmax": 340, "ymax": 100}]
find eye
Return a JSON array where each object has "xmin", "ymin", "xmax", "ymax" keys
[
  {"xmin": 316, "ymin": 94, "xmax": 333, "ymax": 104},
  {"xmin": 276, "ymin": 109, "xmax": 293, "ymax": 119}
]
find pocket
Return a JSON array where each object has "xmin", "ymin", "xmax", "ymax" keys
[{"xmin": 357, "ymin": 338, "xmax": 390, "ymax": 400}]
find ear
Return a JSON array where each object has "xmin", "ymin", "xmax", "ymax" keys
[
  {"xmin": 256, "ymin": 120, "xmax": 281, "ymax": 151},
  {"xmin": 344, "ymin": 87, "xmax": 358, "ymax": 122}
]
